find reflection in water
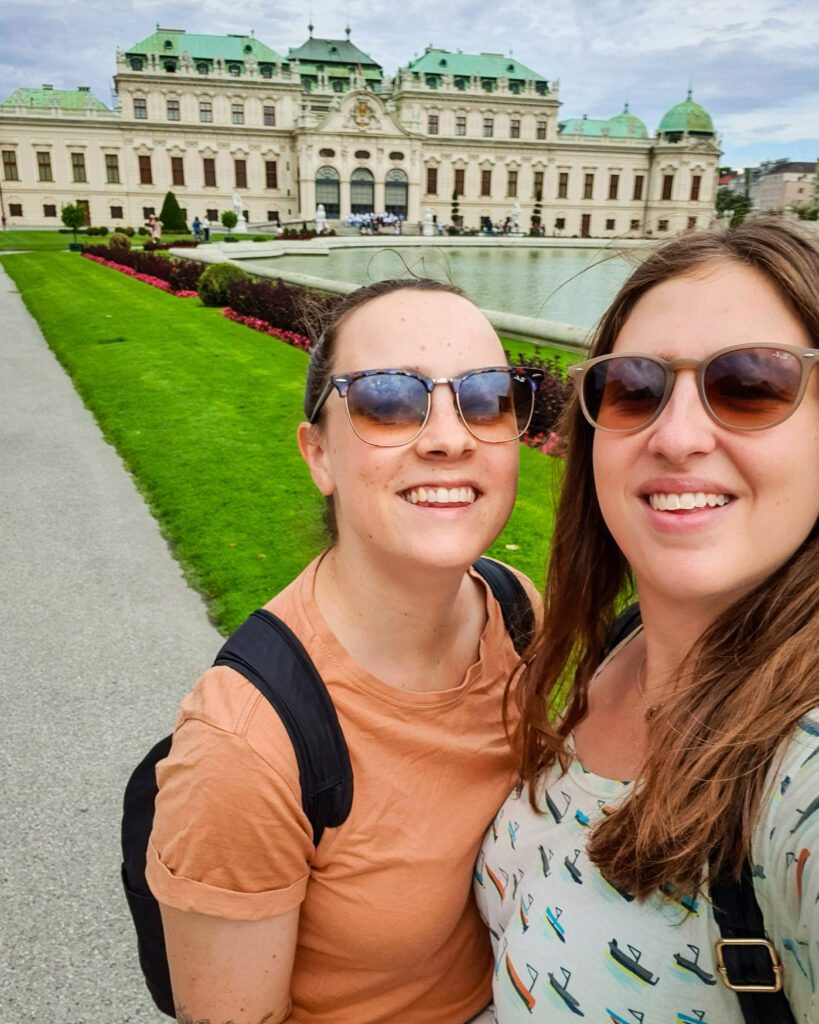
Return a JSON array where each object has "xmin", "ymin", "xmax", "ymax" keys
[{"xmin": 254, "ymin": 245, "xmax": 642, "ymax": 328}]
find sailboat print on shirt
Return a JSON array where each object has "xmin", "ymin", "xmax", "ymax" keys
[
  {"xmin": 606, "ymin": 1010, "xmax": 644, "ymax": 1024},
  {"xmin": 545, "ymin": 904, "xmax": 566, "ymax": 942},
  {"xmin": 538, "ymin": 845, "xmax": 553, "ymax": 878},
  {"xmin": 608, "ymin": 939, "xmax": 660, "ymax": 985},
  {"xmin": 673, "ymin": 944, "xmax": 717, "ymax": 985},
  {"xmin": 487, "ymin": 864, "xmax": 509, "ymax": 901},
  {"xmin": 563, "ymin": 848, "xmax": 584, "ymax": 884},
  {"xmin": 545, "ymin": 789, "xmax": 572, "ymax": 824},
  {"xmin": 505, "ymin": 954, "xmax": 538, "ymax": 1013},
  {"xmin": 676, "ymin": 1011, "xmax": 710, "ymax": 1023},
  {"xmin": 519, "ymin": 892, "xmax": 534, "ymax": 932},
  {"xmin": 548, "ymin": 966, "xmax": 584, "ymax": 1016}
]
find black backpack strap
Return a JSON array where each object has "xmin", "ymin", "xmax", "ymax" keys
[
  {"xmin": 214, "ymin": 609, "xmax": 353, "ymax": 846},
  {"xmin": 473, "ymin": 557, "xmax": 534, "ymax": 655},
  {"xmin": 605, "ymin": 602, "xmax": 642, "ymax": 654},
  {"xmin": 711, "ymin": 861, "xmax": 795, "ymax": 1024}
]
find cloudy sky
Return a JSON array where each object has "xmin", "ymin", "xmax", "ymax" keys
[{"xmin": 2, "ymin": 0, "xmax": 817, "ymax": 169}]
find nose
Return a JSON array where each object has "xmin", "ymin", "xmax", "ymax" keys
[
  {"xmin": 646, "ymin": 369, "xmax": 717, "ymax": 462},
  {"xmin": 414, "ymin": 382, "xmax": 477, "ymax": 458}
]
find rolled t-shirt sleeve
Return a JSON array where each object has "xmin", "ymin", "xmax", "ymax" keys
[{"xmin": 147, "ymin": 713, "xmax": 314, "ymax": 921}]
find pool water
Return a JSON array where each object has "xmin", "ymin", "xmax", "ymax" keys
[{"xmin": 256, "ymin": 244, "xmax": 642, "ymax": 329}]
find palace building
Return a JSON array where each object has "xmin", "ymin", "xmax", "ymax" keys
[{"xmin": 0, "ymin": 27, "xmax": 721, "ymax": 237}]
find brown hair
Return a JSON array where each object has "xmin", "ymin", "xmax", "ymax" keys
[
  {"xmin": 510, "ymin": 217, "xmax": 819, "ymax": 898},
  {"xmin": 302, "ymin": 278, "xmax": 466, "ymax": 540}
]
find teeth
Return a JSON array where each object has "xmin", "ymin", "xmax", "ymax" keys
[
  {"xmin": 402, "ymin": 486, "xmax": 477, "ymax": 506},
  {"xmin": 648, "ymin": 492, "xmax": 730, "ymax": 511}
]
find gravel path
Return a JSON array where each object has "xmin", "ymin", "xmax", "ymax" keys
[{"xmin": 0, "ymin": 259, "xmax": 222, "ymax": 1023}]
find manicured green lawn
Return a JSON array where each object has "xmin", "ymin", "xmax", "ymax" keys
[{"xmin": 2, "ymin": 251, "xmax": 558, "ymax": 632}]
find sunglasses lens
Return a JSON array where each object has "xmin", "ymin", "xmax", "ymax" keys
[
  {"xmin": 583, "ymin": 357, "xmax": 666, "ymax": 430},
  {"xmin": 458, "ymin": 369, "xmax": 534, "ymax": 442},
  {"xmin": 346, "ymin": 373, "xmax": 428, "ymax": 445},
  {"xmin": 704, "ymin": 347, "xmax": 803, "ymax": 428}
]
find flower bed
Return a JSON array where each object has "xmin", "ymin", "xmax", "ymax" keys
[
  {"xmin": 82, "ymin": 245, "xmax": 204, "ymax": 293},
  {"xmin": 82, "ymin": 253, "xmax": 198, "ymax": 297},
  {"xmin": 222, "ymin": 308, "xmax": 311, "ymax": 352}
]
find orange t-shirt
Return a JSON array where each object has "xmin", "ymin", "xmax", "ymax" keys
[{"xmin": 147, "ymin": 557, "xmax": 534, "ymax": 1023}]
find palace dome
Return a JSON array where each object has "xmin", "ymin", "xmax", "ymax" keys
[
  {"xmin": 658, "ymin": 90, "xmax": 715, "ymax": 137},
  {"xmin": 608, "ymin": 104, "xmax": 648, "ymax": 138}
]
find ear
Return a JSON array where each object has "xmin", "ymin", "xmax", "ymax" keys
[{"xmin": 297, "ymin": 421, "xmax": 336, "ymax": 497}]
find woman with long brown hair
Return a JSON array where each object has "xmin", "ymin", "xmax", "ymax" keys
[{"xmin": 477, "ymin": 218, "xmax": 819, "ymax": 1021}]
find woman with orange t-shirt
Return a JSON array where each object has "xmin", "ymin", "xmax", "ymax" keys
[{"xmin": 147, "ymin": 279, "xmax": 542, "ymax": 1023}]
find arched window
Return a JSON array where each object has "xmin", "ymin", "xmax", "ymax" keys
[
  {"xmin": 385, "ymin": 168, "xmax": 408, "ymax": 218},
  {"xmin": 315, "ymin": 166, "xmax": 340, "ymax": 218},
  {"xmin": 350, "ymin": 167, "xmax": 374, "ymax": 214}
]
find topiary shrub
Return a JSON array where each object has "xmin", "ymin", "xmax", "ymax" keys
[
  {"xmin": 123, "ymin": 226, "xmax": 136, "ymax": 237},
  {"xmin": 159, "ymin": 191, "xmax": 188, "ymax": 233},
  {"xmin": 138, "ymin": 226, "xmax": 148, "ymax": 236},
  {"xmin": 109, "ymin": 232, "xmax": 131, "ymax": 251},
  {"xmin": 197, "ymin": 263, "xmax": 250, "ymax": 307}
]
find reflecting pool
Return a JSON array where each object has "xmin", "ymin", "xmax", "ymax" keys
[{"xmin": 254, "ymin": 244, "xmax": 643, "ymax": 329}]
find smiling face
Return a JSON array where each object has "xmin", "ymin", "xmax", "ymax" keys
[
  {"xmin": 299, "ymin": 288, "xmax": 520, "ymax": 572},
  {"xmin": 592, "ymin": 260, "xmax": 819, "ymax": 613}
]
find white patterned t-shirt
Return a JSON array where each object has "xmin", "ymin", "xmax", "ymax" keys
[{"xmin": 475, "ymin": 713, "xmax": 819, "ymax": 1023}]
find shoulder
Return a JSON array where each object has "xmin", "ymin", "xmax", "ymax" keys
[{"xmin": 472, "ymin": 557, "xmax": 543, "ymax": 622}]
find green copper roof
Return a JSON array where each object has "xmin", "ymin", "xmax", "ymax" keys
[
  {"xmin": 608, "ymin": 103, "xmax": 648, "ymax": 138},
  {"xmin": 125, "ymin": 29, "xmax": 284, "ymax": 63},
  {"xmin": 0, "ymin": 86, "xmax": 110, "ymax": 111},
  {"xmin": 658, "ymin": 90, "xmax": 715, "ymax": 135},
  {"xmin": 559, "ymin": 106, "xmax": 649, "ymax": 139},
  {"xmin": 288, "ymin": 36, "xmax": 381, "ymax": 69},
  {"xmin": 405, "ymin": 48, "xmax": 547, "ymax": 82}
]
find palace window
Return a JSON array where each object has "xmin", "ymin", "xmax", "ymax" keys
[
  {"xmin": 319, "ymin": 148, "xmax": 335, "ymax": 158},
  {"xmin": 428, "ymin": 114, "xmax": 439, "ymax": 135},
  {"xmin": 606, "ymin": 218, "xmax": 615, "ymax": 230},
  {"xmin": 234, "ymin": 159, "xmax": 247, "ymax": 189},
  {"xmin": 690, "ymin": 174, "xmax": 701, "ymax": 201},
  {"xmin": 426, "ymin": 167, "xmax": 438, "ymax": 195},
  {"xmin": 480, "ymin": 169, "xmax": 491, "ymax": 196},
  {"xmin": 37, "ymin": 151, "xmax": 53, "ymax": 182},
  {"xmin": 608, "ymin": 174, "xmax": 619, "ymax": 200},
  {"xmin": 71, "ymin": 153, "xmax": 87, "ymax": 183},
  {"xmin": 2, "ymin": 150, "xmax": 19, "ymax": 180},
  {"xmin": 197, "ymin": 62, "xmax": 210, "ymax": 75},
  {"xmin": 171, "ymin": 156, "xmax": 185, "ymax": 187},
  {"xmin": 130, "ymin": 58, "xmax": 144, "ymax": 71},
  {"xmin": 662, "ymin": 174, "xmax": 674, "ymax": 200},
  {"xmin": 536, "ymin": 120, "xmax": 547, "ymax": 140},
  {"xmin": 507, "ymin": 169, "xmax": 518, "ymax": 197},
  {"xmin": 658, "ymin": 219, "xmax": 669, "ymax": 231},
  {"xmin": 455, "ymin": 115, "xmax": 466, "ymax": 136},
  {"xmin": 263, "ymin": 104, "xmax": 276, "ymax": 127},
  {"xmin": 510, "ymin": 118, "xmax": 520, "ymax": 139},
  {"xmin": 583, "ymin": 173, "xmax": 594, "ymax": 200},
  {"xmin": 206, "ymin": 208, "xmax": 218, "ymax": 221},
  {"xmin": 389, "ymin": 151, "xmax": 405, "ymax": 161},
  {"xmin": 354, "ymin": 150, "xmax": 370, "ymax": 159},
  {"xmin": 9, "ymin": 203, "xmax": 22, "ymax": 216},
  {"xmin": 533, "ymin": 171, "xmax": 544, "ymax": 198},
  {"xmin": 43, "ymin": 204, "xmax": 57, "ymax": 217},
  {"xmin": 199, "ymin": 101, "xmax": 213, "ymax": 123},
  {"xmin": 482, "ymin": 117, "xmax": 494, "ymax": 138},
  {"xmin": 630, "ymin": 218, "xmax": 640, "ymax": 230},
  {"xmin": 454, "ymin": 168, "xmax": 465, "ymax": 196},
  {"xmin": 228, "ymin": 64, "xmax": 241, "ymax": 76},
  {"xmin": 555, "ymin": 217, "xmax": 566, "ymax": 230},
  {"xmin": 203, "ymin": 158, "xmax": 217, "ymax": 188},
  {"xmin": 133, "ymin": 97, "xmax": 147, "ymax": 119},
  {"xmin": 557, "ymin": 171, "xmax": 569, "ymax": 199},
  {"xmin": 105, "ymin": 154, "xmax": 120, "ymax": 183},
  {"xmin": 138, "ymin": 154, "xmax": 152, "ymax": 185},
  {"xmin": 110, "ymin": 205, "xmax": 123, "ymax": 219},
  {"xmin": 265, "ymin": 160, "xmax": 278, "ymax": 189},
  {"xmin": 167, "ymin": 99, "xmax": 180, "ymax": 121},
  {"xmin": 633, "ymin": 174, "xmax": 644, "ymax": 201},
  {"xmin": 232, "ymin": 103, "xmax": 245, "ymax": 125}
]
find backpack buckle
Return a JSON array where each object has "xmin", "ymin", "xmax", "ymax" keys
[{"xmin": 715, "ymin": 938, "xmax": 784, "ymax": 992}]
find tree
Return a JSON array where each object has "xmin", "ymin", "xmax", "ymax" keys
[
  {"xmin": 450, "ymin": 189, "xmax": 461, "ymax": 227},
  {"xmin": 159, "ymin": 190, "xmax": 187, "ymax": 232},
  {"xmin": 530, "ymin": 189, "xmax": 543, "ymax": 236},
  {"xmin": 61, "ymin": 203, "xmax": 85, "ymax": 243},
  {"xmin": 221, "ymin": 210, "xmax": 238, "ymax": 236},
  {"xmin": 715, "ymin": 188, "xmax": 753, "ymax": 228}
]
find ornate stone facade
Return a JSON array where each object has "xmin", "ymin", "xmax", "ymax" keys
[{"xmin": 0, "ymin": 30, "xmax": 721, "ymax": 237}]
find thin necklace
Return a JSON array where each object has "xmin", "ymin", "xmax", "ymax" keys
[{"xmin": 636, "ymin": 658, "xmax": 662, "ymax": 720}]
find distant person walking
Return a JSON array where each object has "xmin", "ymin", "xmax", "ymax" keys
[
  {"xmin": 192, "ymin": 216, "xmax": 202, "ymax": 242},
  {"xmin": 145, "ymin": 214, "xmax": 162, "ymax": 242},
  {"xmin": 202, "ymin": 217, "xmax": 211, "ymax": 243}
]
